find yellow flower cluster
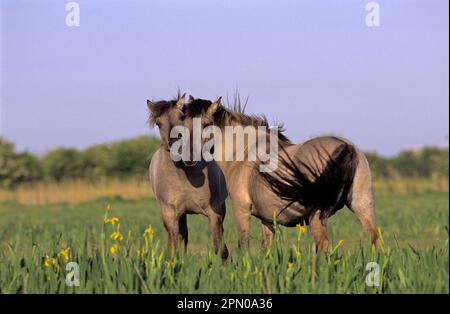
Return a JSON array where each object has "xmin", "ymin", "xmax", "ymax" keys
[
  {"xmin": 104, "ymin": 205, "xmax": 124, "ymax": 256},
  {"xmin": 44, "ymin": 247, "xmax": 71, "ymax": 268},
  {"xmin": 103, "ymin": 205, "xmax": 158, "ymax": 260},
  {"xmin": 109, "ymin": 224, "xmax": 124, "ymax": 255}
]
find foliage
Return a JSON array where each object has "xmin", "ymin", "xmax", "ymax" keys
[
  {"xmin": 42, "ymin": 148, "xmax": 85, "ymax": 182},
  {"xmin": 108, "ymin": 136, "xmax": 160, "ymax": 180},
  {"xmin": 0, "ymin": 136, "xmax": 161, "ymax": 187},
  {"xmin": 0, "ymin": 136, "xmax": 448, "ymax": 187},
  {"xmin": 0, "ymin": 192, "xmax": 447, "ymax": 293},
  {"xmin": 364, "ymin": 147, "xmax": 448, "ymax": 180},
  {"xmin": 0, "ymin": 138, "xmax": 43, "ymax": 187}
]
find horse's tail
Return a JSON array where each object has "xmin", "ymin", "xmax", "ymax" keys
[{"xmin": 260, "ymin": 141, "xmax": 359, "ymax": 220}]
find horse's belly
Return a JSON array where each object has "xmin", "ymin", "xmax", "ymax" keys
[
  {"xmin": 252, "ymin": 192, "xmax": 309, "ymax": 226},
  {"xmin": 276, "ymin": 203, "xmax": 309, "ymax": 226}
]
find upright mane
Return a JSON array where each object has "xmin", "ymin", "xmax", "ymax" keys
[
  {"xmin": 184, "ymin": 96, "xmax": 292, "ymax": 144},
  {"xmin": 147, "ymin": 92, "xmax": 183, "ymax": 126}
]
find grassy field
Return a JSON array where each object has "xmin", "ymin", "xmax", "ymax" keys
[{"xmin": 0, "ymin": 187, "xmax": 448, "ymax": 293}]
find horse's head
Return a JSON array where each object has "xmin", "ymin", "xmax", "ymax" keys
[
  {"xmin": 147, "ymin": 93, "xmax": 190, "ymax": 152},
  {"xmin": 180, "ymin": 96, "xmax": 222, "ymax": 166}
]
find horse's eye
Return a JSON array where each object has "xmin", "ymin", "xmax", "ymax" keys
[{"xmin": 156, "ymin": 122, "xmax": 161, "ymax": 128}]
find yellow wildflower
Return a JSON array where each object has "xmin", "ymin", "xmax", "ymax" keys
[
  {"xmin": 111, "ymin": 231, "xmax": 124, "ymax": 241},
  {"xmin": 287, "ymin": 262, "xmax": 294, "ymax": 270},
  {"xmin": 44, "ymin": 255, "xmax": 57, "ymax": 267},
  {"xmin": 104, "ymin": 216, "xmax": 120, "ymax": 225},
  {"xmin": 338, "ymin": 240, "xmax": 344, "ymax": 247},
  {"xmin": 110, "ymin": 244, "xmax": 118, "ymax": 255},
  {"xmin": 57, "ymin": 248, "xmax": 70, "ymax": 262},
  {"xmin": 296, "ymin": 224, "xmax": 306, "ymax": 234},
  {"xmin": 143, "ymin": 224, "xmax": 154, "ymax": 237}
]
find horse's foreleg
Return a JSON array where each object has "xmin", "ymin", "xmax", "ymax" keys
[
  {"xmin": 208, "ymin": 206, "xmax": 229, "ymax": 261},
  {"xmin": 161, "ymin": 206, "xmax": 179, "ymax": 255},
  {"xmin": 309, "ymin": 209, "xmax": 329, "ymax": 252},
  {"xmin": 261, "ymin": 222, "xmax": 274, "ymax": 248},
  {"xmin": 178, "ymin": 213, "xmax": 188, "ymax": 253}
]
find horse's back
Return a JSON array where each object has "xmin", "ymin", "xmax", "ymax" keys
[{"xmin": 297, "ymin": 136, "xmax": 372, "ymax": 187}]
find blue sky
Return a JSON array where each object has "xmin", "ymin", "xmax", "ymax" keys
[{"xmin": 1, "ymin": 0, "xmax": 448, "ymax": 156}]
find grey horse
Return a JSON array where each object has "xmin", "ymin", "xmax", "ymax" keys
[
  {"xmin": 179, "ymin": 96, "xmax": 379, "ymax": 251},
  {"xmin": 147, "ymin": 94, "xmax": 229, "ymax": 259}
]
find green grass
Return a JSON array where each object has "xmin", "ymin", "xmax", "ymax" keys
[{"xmin": 0, "ymin": 192, "xmax": 448, "ymax": 293}]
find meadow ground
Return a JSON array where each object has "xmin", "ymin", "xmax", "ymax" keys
[{"xmin": 0, "ymin": 183, "xmax": 448, "ymax": 293}]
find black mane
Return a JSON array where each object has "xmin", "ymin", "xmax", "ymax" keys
[{"xmin": 184, "ymin": 97, "xmax": 291, "ymax": 144}]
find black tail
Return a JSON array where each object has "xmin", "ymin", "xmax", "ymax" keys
[{"xmin": 260, "ymin": 141, "xmax": 359, "ymax": 220}]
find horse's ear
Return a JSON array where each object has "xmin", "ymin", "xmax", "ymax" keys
[
  {"xmin": 176, "ymin": 93, "xmax": 186, "ymax": 110},
  {"xmin": 187, "ymin": 95, "xmax": 195, "ymax": 105},
  {"xmin": 147, "ymin": 100, "xmax": 156, "ymax": 113},
  {"xmin": 207, "ymin": 96, "xmax": 222, "ymax": 117}
]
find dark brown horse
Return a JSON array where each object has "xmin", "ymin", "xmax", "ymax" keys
[
  {"xmin": 147, "ymin": 94, "xmax": 229, "ymax": 259},
  {"xmin": 179, "ymin": 96, "xmax": 379, "ymax": 251}
]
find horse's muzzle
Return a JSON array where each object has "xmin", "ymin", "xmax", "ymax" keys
[{"xmin": 183, "ymin": 160, "xmax": 198, "ymax": 167}]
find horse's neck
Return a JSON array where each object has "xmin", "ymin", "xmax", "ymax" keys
[
  {"xmin": 160, "ymin": 148, "xmax": 196, "ymax": 176},
  {"xmin": 212, "ymin": 124, "xmax": 260, "ymax": 183}
]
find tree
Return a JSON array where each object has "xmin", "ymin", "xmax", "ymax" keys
[
  {"xmin": 0, "ymin": 138, "xmax": 43, "ymax": 187},
  {"xmin": 42, "ymin": 148, "xmax": 84, "ymax": 182},
  {"xmin": 109, "ymin": 136, "xmax": 161, "ymax": 179},
  {"xmin": 365, "ymin": 152, "xmax": 397, "ymax": 179},
  {"xmin": 81, "ymin": 145, "xmax": 113, "ymax": 181}
]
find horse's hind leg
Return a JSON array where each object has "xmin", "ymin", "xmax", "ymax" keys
[
  {"xmin": 348, "ymin": 196, "xmax": 379, "ymax": 247},
  {"xmin": 347, "ymin": 155, "xmax": 379, "ymax": 247},
  {"xmin": 309, "ymin": 209, "xmax": 329, "ymax": 251},
  {"xmin": 232, "ymin": 202, "xmax": 252, "ymax": 250},
  {"xmin": 178, "ymin": 213, "xmax": 188, "ymax": 253},
  {"xmin": 261, "ymin": 222, "xmax": 274, "ymax": 248}
]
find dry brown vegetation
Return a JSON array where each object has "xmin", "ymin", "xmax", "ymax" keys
[
  {"xmin": 0, "ymin": 178, "xmax": 447, "ymax": 206},
  {"xmin": 0, "ymin": 179, "xmax": 153, "ymax": 205},
  {"xmin": 372, "ymin": 177, "xmax": 449, "ymax": 196}
]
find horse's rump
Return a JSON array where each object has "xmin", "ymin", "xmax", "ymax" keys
[{"xmin": 261, "ymin": 137, "xmax": 359, "ymax": 220}]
